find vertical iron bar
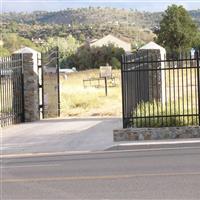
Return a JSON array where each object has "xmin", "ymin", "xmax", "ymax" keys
[
  {"xmin": 196, "ymin": 51, "xmax": 200, "ymax": 126},
  {"xmin": 11, "ymin": 55, "xmax": 15, "ymax": 124},
  {"xmin": 21, "ymin": 54, "xmax": 25, "ymax": 122},
  {"xmin": 151, "ymin": 53, "xmax": 155, "ymax": 127},
  {"xmin": 177, "ymin": 58, "xmax": 181, "ymax": 125},
  {"xmin": 194, "ymin": 56, "xmax": 198, "ymax": 125},
  {"xmin": 172, "ymin": 55, "xmax": 176, "ymax": 125},
  {"xmin": 169, "ymin": 59, "xmax": 172, "ymax": 126},
  {"xmin": 181, "ymin": 55, "xmax": 185, "ymax": 125},
  {"xmin": 135, "ymin": 56, "xmax": 138, "ymax": 127},
  {"xmin": 56, "ymin": 46, "xmax": 61, "ymax": 117},
  {"xmin": 147, "ymin": 52, "xmax": 150, "ymax": 127},
  {"xmin": 1, "ymin": 57, "xmax": 4, "ymax": 127},
  {"xmin": 41, "ymin": 52, "xmax": 45, "ymax": 119},
  {"xmin": 155, "ymin": 54, "xmax": 159, "ymax": 126},
  {"xmin": 104, "ymin": 77, "xmax": 108, "ymax": 96},
  {"xmin": 0, "ymin": 58, "xmax": 2, "ymax": 127},
  {"xmin": 0, "ymin": 59, "xmax": 1, "ymax": 126},
  {"xmin": 190, "ymin": 53, "xmax": 194, "ymax": 125},
  {"xmin": 161, "ymin": 55, "xmax": 164, "ymax": 126},
  {"xmin": 144, "ymin": 51, "xmax": 147, "ymax": 127},
  {"xmin": 185, "ymin": 52, "xmax": 189, "ymax": 125},
  {"xmin": 165, "ymin": 55, "xmax": 168, "ymax": 126},
  {"xmin": 3, "ymin": 57, "xmax": 6, "ymax": 127},
  {"xmin": 121, "ymin": 55, "xmax": 125, "ymax": 128},
  {"xmin": 139, "ymin": 53, "xmax": 143, "ymax": 126},
  {"xmin": 6, "ymin": 57, "xmax": 9, "ymax": 126}
]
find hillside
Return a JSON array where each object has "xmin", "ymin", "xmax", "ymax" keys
[
  {"xmin": 1, "ymin": 8, "xmax": 200, "ymax": 28},
  {"xmin": 1, "ymin": 8, "xmax": 162, "ymax": 29},
  {"xmin": 1, "ymin": 8, "xmax": 161, "ymax": 45},
  {"xmin": 190, "ymin": 9, "xmax": 200, "ymax": 25},
  {"xmin": 1, "ymin": 7, "xmax": 199, "ymax": 56}
]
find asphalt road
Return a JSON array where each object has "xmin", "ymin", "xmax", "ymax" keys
[{"xmin": 1, "ymin": 147, "xmax": 200, "ymax": 199}]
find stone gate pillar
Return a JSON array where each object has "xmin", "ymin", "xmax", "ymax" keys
[
  {"xmin": 139, "ymin": 42, "xmax": 166, "ymax": 103},
  {"xmin": 14, "ymin": 47, "xmax": 41, "ymax": 122}
]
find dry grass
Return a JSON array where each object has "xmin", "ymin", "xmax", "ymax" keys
[
  {"xmin": 60, "ymin": 69, "xmax": 122, "ymax": 117},
  {"xmin": 164, "ymin": 68, "xmax": 197, "ymax": 107}
]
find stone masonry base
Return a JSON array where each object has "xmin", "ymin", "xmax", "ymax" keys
[{"xmin": 113, "ymin": 127, "xmax": 200, "ymax": 141}]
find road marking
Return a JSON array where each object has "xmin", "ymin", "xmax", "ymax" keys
[
  {"xmin": 2, "ymin": 164, "xmax": 61, "ymax": 169},
  {"xmin": 2, "ymin": 172, "xmax": 200, "ymax": 183}
]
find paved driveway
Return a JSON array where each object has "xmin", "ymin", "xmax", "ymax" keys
[{"xmin": 1, "ymin": 117, "xmax": 122, "ymax": 155}]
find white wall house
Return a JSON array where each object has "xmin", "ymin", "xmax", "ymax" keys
[{"xmin": 90, "ymin": 34, "xmax": 131, "ymax": 52}]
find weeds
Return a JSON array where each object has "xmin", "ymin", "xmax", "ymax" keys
[
  {"xmin": 60, "ymin": 69, "xmax": 122, "ymax": 117},
  {"xmin": 132, "ymin": 100, "xmax": 198, "ymax": 127}
]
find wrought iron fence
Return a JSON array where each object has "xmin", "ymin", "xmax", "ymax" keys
[
  {"xmin": 38, "ymin": 46, "xmax": 60, "ymax": 119},
  {"xmin": 0, "ymin": 54, "xmax": 24, "ymax": 127},
  {"xmin": 121, "ymin": 50, "xmax": 200, "ymax": 128}
]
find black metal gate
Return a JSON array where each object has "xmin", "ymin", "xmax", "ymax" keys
[
  {"xmin": 0, "ymin": 54, "xmax": 24, "ymax": 127},
  {"xmin": 121, "ymin": 50, "xmax": 200, "ymax": 128},
  {"xmin": 39, "ymin": 47, "xmax": 60, "ymax": 119}
]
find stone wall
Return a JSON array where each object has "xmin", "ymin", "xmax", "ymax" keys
[{"xmin": 114, "ymin": 127, "xmax": 200, "ymax": 141}]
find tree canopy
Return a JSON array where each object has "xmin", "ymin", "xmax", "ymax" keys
[
  {"xmin": 44, "ymin": 35, "xmax": 80, "ymax": 68},
  {"xmin": 1, "ymin": 33, "xmax": 39, "ymax": 55},
  {"xmin": 155, "ymin": 5, "xmax": 198, "ymax": 53},
  {"xmin": 68, "ymin": 44, "xmax": 124, "ymax": 70}
]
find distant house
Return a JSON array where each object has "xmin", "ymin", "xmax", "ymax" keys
[
  {"xmin": 89, "ymin": 34, "xmax": 131, "ymax": 52},
  {"xmin": 31, "ymin": 38, "xmax": 45, "ymax": 44}
]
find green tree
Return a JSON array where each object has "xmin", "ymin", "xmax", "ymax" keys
[
  {"xmin": 155, "ymin": 5, "xmax": 198, "ymax": 53},
  {"xmin": 71, "ymin": 44, "xmax": 124, "ymax": 70},
  {"xmin": 45, "ymin": 35, "xmax": 80, "ymax": 68},
  {"xmin": 192, "ymin": 31, "xmax": 200, "ymax": 49},
  {"xmin": 46, "ymin": 35, "xmax": 80, "ymax": 56},
  {"xmin": 2, "ymin": 33, "xmax": 38, "ymax": 54},
  {"xmin": 0, "ymin": 47, "xmax": 10, "ymax": 56},
  {"xmin": 10, "ymin": 21, "xmax": 18, "ymax": 33}
]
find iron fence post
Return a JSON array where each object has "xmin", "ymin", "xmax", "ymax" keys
[
  {"xmin": 104, "ymin": 77, "xmax": 108, "ymax": 96},
  {"xmin": 56, "ymin": 46, "xmax": 61, "ymax": 117},
  {"xmin": 21, "ymin": 53, "xmax": 25, "ymax": 122},
  {"xmin": 121, "ymin": 55, "xmax": 126, "ymax": 128},
  {"xmin": 196, "ymin": 50, "xmax": 200, "ymax": 126},
  {"xmin": 41, "ymin": 51, "xmax": 45, "ymax": 119}
]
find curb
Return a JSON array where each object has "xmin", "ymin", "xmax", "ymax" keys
[
  {"xmin": 107, "ymin": 139, "xmax": 200, "ymax": 151},
  {"xmin": 2, "ymin": 139, "xmax": 200, "ymax": 159}
]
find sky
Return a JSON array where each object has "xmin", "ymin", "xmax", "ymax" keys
[{"xmin": 1, "ymin": 0, "xmax": 200, "ymax": 13}]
